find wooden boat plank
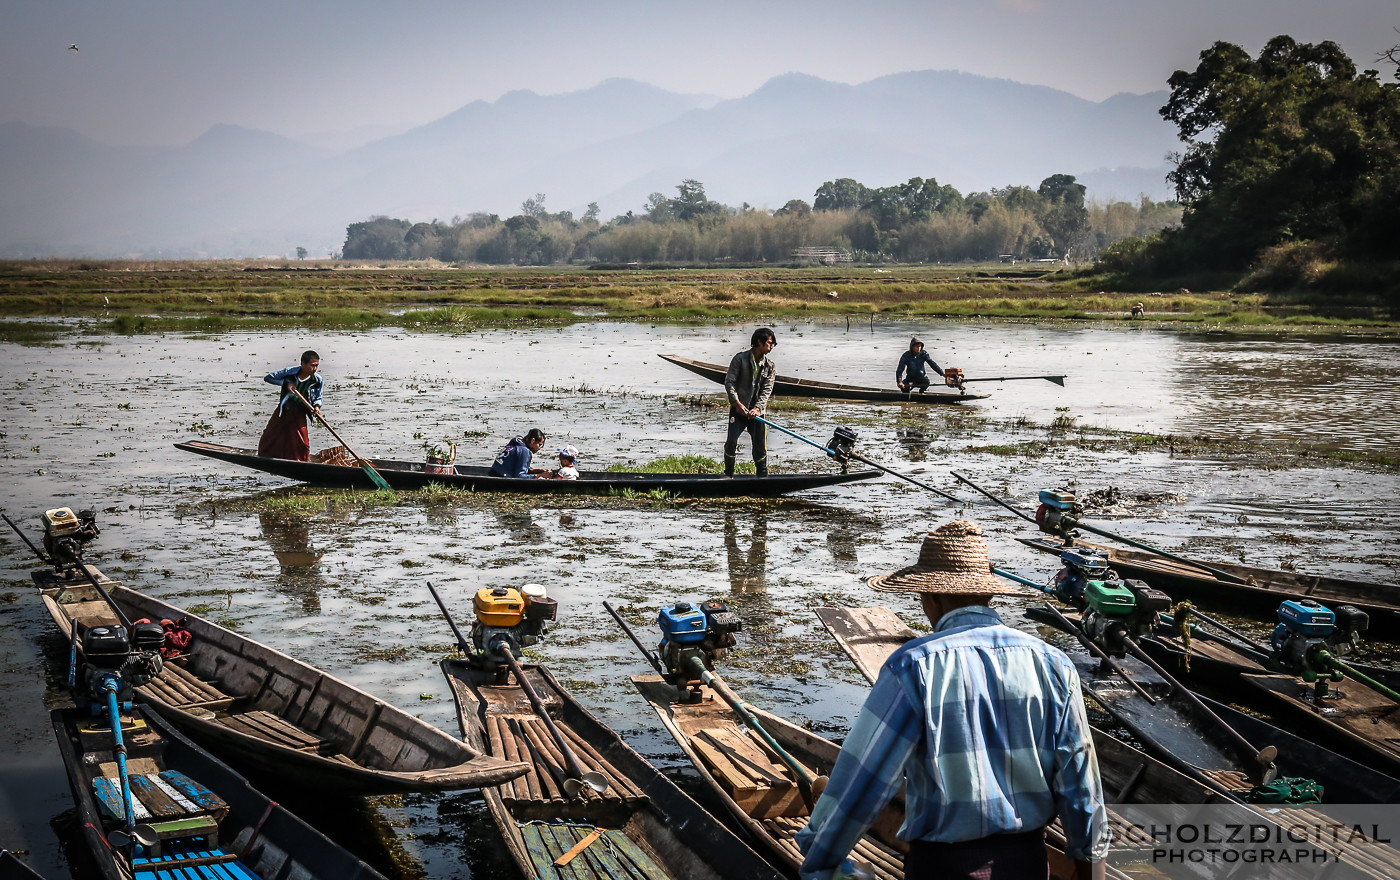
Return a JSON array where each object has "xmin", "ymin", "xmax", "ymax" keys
[
  {"xmin": 175, "ymin": 440, "xmax": 880, "ymax": 498},
  {"xmin": 815, "ymin": 606, "xmax": 919, "ymax": 683},
  {"xmin": 659, "ymin": 354, "xmax": 990, "ymax": 404},
  {"xmin": 34, "ymin": 566, "xmax": 528, "ymax": 795},
  {"xmin": 442, "ymin": 659, "xmax": 783, "ymax": 880}
]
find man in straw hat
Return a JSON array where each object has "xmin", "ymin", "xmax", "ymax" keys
[{"xmin": 796, "ymin": 520, "xmax": 1109, "ymax": 880}]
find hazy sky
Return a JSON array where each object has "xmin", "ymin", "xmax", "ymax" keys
[{"xmin": 5, "ymin": 0, "xmax": 1398, "ymax": 147}]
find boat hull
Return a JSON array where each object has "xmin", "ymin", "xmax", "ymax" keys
[
  {"xmin": 176, "ymin": 440, "xmax": 880, "ymax": 497},
  {"xmin": 52, "ymin": 704, "xmax": 386, "ymax": 880},
  {"xmin": 35, "ymin": 564, "xmax": 527, "ymax": 795},
  {"xmin": 660, "ymin": 354, "xmax": 988, "ymax": 404}
]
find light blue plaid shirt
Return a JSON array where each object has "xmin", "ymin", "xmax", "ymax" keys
[{"xmin": 796, "ymin": 606, "xmax": 1109, "ymax": 880}]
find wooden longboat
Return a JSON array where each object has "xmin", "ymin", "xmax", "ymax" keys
[
  {"xmin": 815, "ymin": 605, "xmax": 1400, "ymax": 877},
  {"xmin": 658, "ymin": 354, "xmax": 988, "ymax": 404},
  {"xmin": 630, "ymin": 674, "xmax": 1135, "ymax": 880},
  {"xmin": 175, "ymin": 440, "xmax": 880, "ymax": 498},
  {"xmin": 440, "ymin": 659, "xmax": 784, "ymax": 880},
  {"xmin": 52, "ymin": 703, "xmax": 387, "ymax": 880},
  {"xmin": 1018, "ymin": 535, "xmax": 1400, "ymax": 641},
  {"xmin": 35, "ymin": 564, "xmax": 528, "ymax": 795},
  {"xmin": 1116, "ymin": 621, "xmax": 1400, "ymax": 781}
]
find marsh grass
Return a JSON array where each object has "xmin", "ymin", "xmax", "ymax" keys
[
  {"xmin": 604, "ymin": 454, "xmax": 755, "ymax": 474},
  {"xmin": 5, "ymin": 262, "xmax": 1390, "ymax": 332}
]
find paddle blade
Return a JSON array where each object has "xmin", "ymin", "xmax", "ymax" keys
[
  {"xmin": 1046, "ymin": 375, "xmax": 1066, "ymax": 387},
  {"xmin": 357, "ymin": 459, "xmax": 393, "ymax": 491}
]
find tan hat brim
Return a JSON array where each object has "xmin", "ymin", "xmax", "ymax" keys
[{"xmin": 865, "ymin": 566, "xmax": 1026, "ymax": 595}]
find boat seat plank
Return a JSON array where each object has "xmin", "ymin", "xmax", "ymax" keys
[
  {"xmin": 93, "ymin": 776, "xmax": 152, "ymax": 822},
  {"xmin": 215, "ymin": 710, "xmax": 328, "ymax": 753},
  {"xmin": 160, "ymin": 771, "xmax": 228, "ymax": 819},
  {"xmin": 502, "ymin": 716, "xmax": 628, "ymax": 806},
  {"xmin": 140, "ymin": 663, "xmax": 234, "ymax": 712},
  {"xmin": 126, "ymin": 774, "xmax": 187, "ymax": 819}
]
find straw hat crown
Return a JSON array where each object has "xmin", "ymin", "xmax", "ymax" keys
[{"xmin": 866, "ymin": 520, "xmax": 1024, "ymax": 595}]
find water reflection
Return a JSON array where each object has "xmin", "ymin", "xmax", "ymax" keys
[
  {"xmin": 723, "ymin": 510, "xmax": 768, "ymax": 594},
  {"xmin": 826, "ymin": 527, "xmax": 858, "ymax": 567},
  {"xmin": 258, "ymin": 512, "xmax": 327, "ymax": 615},
  {"xmin": 494, "ymin": 508, "xmax": 547, "ymax": 544}
]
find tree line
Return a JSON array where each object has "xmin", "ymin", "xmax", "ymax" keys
[
  {"xmin": 342, "ymin": 174, "xmax": 1181, "ymax": 266},
  {"xmin": 1101, "ymin": 35, "xmax": 1400, "ymax": 290}
]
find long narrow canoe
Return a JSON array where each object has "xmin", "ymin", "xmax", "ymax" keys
[
  {"xmin": 1018, "ymin": 535, "xmax": 1400, "ymax": 641},
  {"xmin": 0, "ymin": 850, "xmax": 45, "ymax": 880},
  {"xmin": 659, "ymin": 354, "xmax": 988, "ymax": 404},
  {"xmin": 176, "ymin": 440, "xmax": 880, "ymax": 498},
  {"xmin": 1124, "ymin": 623, "xmax": 1400, "ymax": 782},
  {"xmin": 442, "ymin": 659, "xmax": 784, "ymax": 880},
  {"xmin": 52, "ymin": 703, "xmax": 387, "ymax": 880},
  {"xmin": 815, "ymin": 605, "xmax": 1400, "ymax": 875},
  {"xmin": 630, "ymin": 675, "xmax": 1126, "ymax": 880},
  {"xmin": 35, "ymin": 564, "xmax": 528, "ymax": 795}
]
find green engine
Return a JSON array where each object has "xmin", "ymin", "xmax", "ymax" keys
[{"xmin": 1081, "ymin": 578, "xmax": 1172, "ymax": 657}]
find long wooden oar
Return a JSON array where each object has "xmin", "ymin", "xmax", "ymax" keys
[
  {"xmin": 950, "ymin": 471, "xmax": 1252, "ymax": 586},
  {"xmin": 753, "ymin": 416, "xmax": 966, "ymax": 503},
  {"xmin": 962, "ymin": 375, "xmax": 1066, "ymax": 387},
  {"xmin": 285, "ymin": 387, "xmax": 392, "ymax": 490}
]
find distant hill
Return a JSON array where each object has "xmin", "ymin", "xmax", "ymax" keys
[{"xmin": 0, "ymin": 73, "xmax": 1179, "ymax": 258}]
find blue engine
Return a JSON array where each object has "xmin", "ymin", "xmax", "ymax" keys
[
  {"xmin": 656, "ymin": 600, "xmax": 743, "ymax": 679},
  {"xmin": 1270, "ymin": 599, "xmax": 1368, "ymax": 677},
  {"xmin": 1052, "ymin": 547, "xmax": 1112, "ymax": 605}
]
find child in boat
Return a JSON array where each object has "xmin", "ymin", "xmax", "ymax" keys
[{"xmin": 553, "ymin": 445, "xmax": 580, "ymax": 480}]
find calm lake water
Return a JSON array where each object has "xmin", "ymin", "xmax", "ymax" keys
[{"xmin": 1, "ymin": 318, "xmax": 1397, "ymax": 877}]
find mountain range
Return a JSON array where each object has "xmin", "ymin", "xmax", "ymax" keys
[{"xmin": 0, "ymin": 72, "xmax": 1182, "ymax": 259}]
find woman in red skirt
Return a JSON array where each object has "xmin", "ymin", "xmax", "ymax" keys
[{"xmin": 258, "ymin": 350, "xmax": 323, "ymax": 461}]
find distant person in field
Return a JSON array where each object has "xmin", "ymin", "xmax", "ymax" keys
[
  {"xmin": 896, "ymin": 337, "xmax": 944, "ymax": 393},
  {"xmin": 258, "ymin": 350, "xmax": 323, "ymax": 461},
  {"xmin": 723, "ymin": 327, "xmax": 777, "ymax": 477}
]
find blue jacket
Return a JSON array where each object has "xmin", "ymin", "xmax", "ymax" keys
[
  {"xmin": 264, "ymin": 366, "xmax": 323, "ymax": 416},
  {"xmin": 896, "ymin": 349, "xmax": 943, "ymax": 383},
  {"xmin": 489, "ymin": 437, "xmax": 536, "ymax": 478}
]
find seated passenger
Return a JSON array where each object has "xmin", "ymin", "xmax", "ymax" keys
[
  {"xmin": 552, "ymin": 445, "xmax": 580, "ymax": 480},
  {"xmin": 489, "ymin": 428, "xmax": 549, "ymax": 478}
]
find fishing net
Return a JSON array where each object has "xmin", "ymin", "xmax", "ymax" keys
[{"xmin": 1242, "ymin": 777, "xmax": 1324, "ymax": 804}]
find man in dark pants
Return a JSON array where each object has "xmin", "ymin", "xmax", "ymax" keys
[
  {"xmin": 723, "ymin": 328, "xmax": 776, "ymax": 477},
  {"xmin": 896, "ymin": 337, "xmax": 944, "ymax": 392}
]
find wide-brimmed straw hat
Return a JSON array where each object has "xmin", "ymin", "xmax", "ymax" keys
[{"xmin": 865, "ymin": 521, "xmax": 1025, "ymax": 595}]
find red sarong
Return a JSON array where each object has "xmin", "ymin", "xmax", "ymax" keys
[{"xmin": 258, "ymin": 406, "xmax": 310, "ymax": 461}]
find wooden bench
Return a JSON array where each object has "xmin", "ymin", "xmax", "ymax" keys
[{"xmin": 92, "ymin": 769, "xmax": 228, "ymax": 846}]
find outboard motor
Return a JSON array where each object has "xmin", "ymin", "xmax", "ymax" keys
[
  {"xmin": 1051, "ymin": 547, "xmax": 1113, "ymax": 606},
  {"xmin": 76, "ymin": 621, "xmax": 164, "ymax": 708},
  {"xmin": 656, "ymin": 600, "xmax": 743, "ymax": 699},
  {"xmin": 1035, "ymin": 489, "xmax": 1082, "ymax": 538},
  {"xmin": 43, "ymin": 507, "xmax": 100, "ymax": 572},
  {"xmin": 1270, "ymin": 600, "xmax": 1368, "ymax": 687},
  {"xmin": 470, "ymin": 583, "xmax": 557, "ymax": 665},
  {"xmin": 1080, "ymin": 578, "xmax": 1172, "ymax": 658},
  {"xmin": 942, "ymin": 368, "xmax": 966, "ymax": 391},
  {"xmin": 827, "ymin": 426, "xmax": 859, "ymax": 464}
]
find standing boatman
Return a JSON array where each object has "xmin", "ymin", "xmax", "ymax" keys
[
  {"xmin": 896, "ymin": 337, "xmax": 944, "ymax": 392},
  {"xmin": 796, "ymin": 520, "xmax": 1110, "ymax": 880},
  {"xmin": 258, "ymin": 350, "xmax": 323, "ymax": 461},
  {"xmin": 723, "ymin": 328, "xmax": 777, "ymax": 477}
]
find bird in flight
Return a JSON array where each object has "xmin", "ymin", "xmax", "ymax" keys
[{"xmin": 69, "ymin": 44, "xmax": 79, "ymax": 52}]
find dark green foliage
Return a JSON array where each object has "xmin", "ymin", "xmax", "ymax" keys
[
  {"xmin": 1156, "ymin": 36, "xmax": 1400, "ymax": 270},
  {"xmin": 343, "ymin": 217, "xmax": 412, "ymax": 260}
]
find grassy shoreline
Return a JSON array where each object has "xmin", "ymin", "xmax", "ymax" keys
[{"xmin": 2, "ymin": 261, "xmax": 1396, "ymax": 339}]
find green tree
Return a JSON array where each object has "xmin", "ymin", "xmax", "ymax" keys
[
  {"xmin": 1160, "ymin": 35, "xmax": 1400, "ymax": 265},
  {"xmin": 813, "ymin": 178, "xmax": 870, "ymax": 211},
  {"xmin": 295, "ymin": 246, "xmax": 307, "ymax": 260},
  {"xmin": 1035, "ymin": 174, "xmax": 1089, "ymax": 257},
  {"xmin": 774, "ymin": 199, "xmax": 811, "ymax": 217}
]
